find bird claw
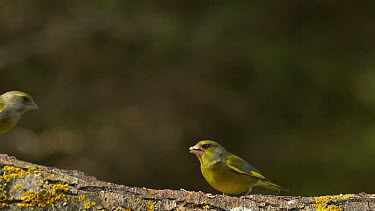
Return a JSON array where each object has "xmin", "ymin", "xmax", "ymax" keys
[{"xmin": 205, "ymin": 193, "xmax": 216, "ymax": 198}]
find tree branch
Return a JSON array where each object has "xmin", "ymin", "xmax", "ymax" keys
[{"xmin": 0, "ymin": 154, "xmax": 373, "ymax": 210}]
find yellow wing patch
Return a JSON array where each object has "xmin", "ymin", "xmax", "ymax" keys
[
  {"xmin": 249, "ymin": 171, "xmax": 266, "ymax": 180},
  {"xmin": 226, "ymin": 154, "xmax": 267, "ymax": 180},
  {"xmin": 226, "ymin": 154, "xmax": 266, "ymax": 180},
  {"xmin": 0, "ymin": 98, "xmax": 4, "ymax": 113},
  {"xmin": 227, "ymin": 164, "xmax": 266, "ymax": 180}
]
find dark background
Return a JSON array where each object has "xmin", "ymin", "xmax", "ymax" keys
[{"xmin": 0, "ymin": 1, "xmax": 374, "ymax": 196}]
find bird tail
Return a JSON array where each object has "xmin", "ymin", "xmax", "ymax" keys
[{"xmin": 256, "ymin": 180, "xmax": 289, "ymax": 194}]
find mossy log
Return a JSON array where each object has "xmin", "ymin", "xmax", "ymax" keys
[{"xmin": 0, "ymin": 154, "xmax": 373, "ymax": 210}]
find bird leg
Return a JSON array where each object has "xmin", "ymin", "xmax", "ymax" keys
[{"xmin": 245, "ymin": 187, "xmax": 253, "ymax": 195}]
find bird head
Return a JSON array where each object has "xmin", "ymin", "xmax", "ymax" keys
[
  {"xmin": 1, "ymin": 91, "xmax": 38, "ymax": 112},
  {"xmin": 189, "ymin": 140, "xmax": 226, "ymax": 164}
]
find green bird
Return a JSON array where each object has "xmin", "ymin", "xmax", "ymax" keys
[
  {"xmin": 189, "ymin": 140, "xmax": 288, "ymax": 195},
  {"xmin": 0, "ymin": 91, "xmax": 38, "ymax": 134}
]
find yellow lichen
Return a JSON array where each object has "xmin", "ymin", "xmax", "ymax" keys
[
  {"xmin": 203, "ymin": 204, "xmax": 210, "ymax": 210},
  {"xmin": 0, "ymin": 165, "xmax": 37, "ymax": 183},
  {"xmin": 83, "ymin": 201, "xmax": 91, "ymax": 209},
  {"xmin": 313, "ymin": 194, "xmax": 354, "ymax": 211},
  {"xmin": 0, "ymin": 165, "xmax": 37, "ymax": 208},
  {"xmin": 14, "ymin": 183, "xmax": 21, "ymax": 189},
  {"xmin": 83, "ymin": 201, "xmax": 97, "ymax": 209},
  {"xmin": 2, "ymin": 166, "xmax": 28, "ymax": 182},
  {"xmin": 136, "ymin": 197, "xmax": 142, "ymax": 204},
  {"xmin": 51, "ymin": 183, "xmax": 69, "ymax": 192},
  {"xmin": 146, "ymin": 201, "xmax": 155, "ymax": 211},
  {"xmin": 78, "ymin": 194, "xmax": 86, "ymax": 201},
  {"xmin": 0, "ymin": 202, "xmax": 8, "ymax": 209},
  {"xmin": 0, "ymin": 190, "xmax": 8, "ymax": 208},
  {"xmin": 114, "ymin": 208, "xmax": 131, "ymax": 211},
  {"xmin": 27, "ymin": 166, "xmax": 36, "ymax": 171},
  {"xmin": 18, "ymin": 191, "xmax": 66, "ymax": 208},
  {"xmin": 45, "ymin": 172, "xmax": 55, "ymax": 178},
  {"xmin": 17, "ymin": 183, "xmax": 69, "ymax": 208}
]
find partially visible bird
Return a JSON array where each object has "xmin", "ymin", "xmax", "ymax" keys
[
  {"xmin": 0, "ymin": 91, "xmax": 38, "ymax": 134},
  {"xmin": 189, "ymin": 140, "xmax": 288, "ymax": 195}
]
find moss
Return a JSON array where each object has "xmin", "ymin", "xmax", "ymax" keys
[
  {"xmin": 17, "ymin": 183, "xmax": 70, "ymax": 208},
  {"xmin": 313, "ymin": 194, "xmax": 354, "ymax": 211}
]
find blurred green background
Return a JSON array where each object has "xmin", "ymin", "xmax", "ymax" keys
[{"xmin": 0, "ymin": 1, "xmax": 374, "ymax": 196}]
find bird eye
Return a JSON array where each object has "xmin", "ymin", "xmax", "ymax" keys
[
  {"xmin": 22, "ymin": 96, "xmax": 29, "ymax": 102},
  {"xmin": 201, "ymin": 144, "xmax": 211, "ymax": 149}
]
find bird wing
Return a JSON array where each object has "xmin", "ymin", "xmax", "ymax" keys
[
  {"xmin": 0, "ymin": 98, "xmax": 4, "ymax": 113},
  {"xmin": 226, "ymin": 153, "xmax": 267, "ymax": 180}
]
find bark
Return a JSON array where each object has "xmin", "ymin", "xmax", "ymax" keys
[{"xmin": 0, "ymin": 154, "xmax": 373, "ymax": 211}]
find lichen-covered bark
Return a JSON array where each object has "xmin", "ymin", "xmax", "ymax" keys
[{"xmin": 0, "ymin": 154, "xmax": 374, "ymax": 211}]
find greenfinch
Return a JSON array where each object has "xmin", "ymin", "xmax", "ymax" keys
[
  {"xmin": 0, "ymin": 91, "xmax": 38, "ymax": 134},
  {"xmin": 189, "ymin": 140, "xmax": 288, "ymax": 195}
]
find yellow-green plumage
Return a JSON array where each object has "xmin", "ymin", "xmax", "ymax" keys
[
  {"xmin": 189, "ymin": 140, "xmax": 288, "ymax": 195},
  {"xmin": 0, "ymin": 91, "xmax": 38, "ymax": 134}
]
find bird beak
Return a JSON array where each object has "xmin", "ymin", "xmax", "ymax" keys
[
  {"xmin": 26, "ymin": 101, "xmax": 39, "ymax": 110},
  {"xmin": 189, "ymin": 144, "xmax": 204, "ymax": 156}
]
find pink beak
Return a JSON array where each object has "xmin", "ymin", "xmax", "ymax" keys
[
  {"xmin": 26, "ymin": 101, "xmax": 39, "ymax": 110},
  {"xmin": 189, "ymin": 144, "xmax": 204, "ymax": 156}
]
